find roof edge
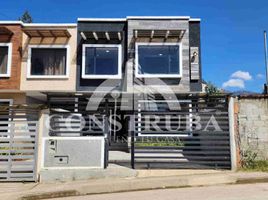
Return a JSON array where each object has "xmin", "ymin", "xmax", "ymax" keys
[
  {"xmin": 127, "ymin": 16, "xmax": 191, "ymax": 20},
  {"xmin": 23, "ymin": 23, "xmax": 77, "ymax": 27},
  {"xmin": 189, "ymin": 18, "xmax": 201, "ymax": 22},
  {"xmin": 77, "ymin": 18, "xmax": 127, "ymax": 22},
  {"xmin": 0, "ymin": 21, "xmax": 23, "ymax": 25}
]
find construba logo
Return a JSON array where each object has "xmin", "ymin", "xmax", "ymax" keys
[
  {"xmin": 85, "ymin": 77, "xmax": 181, "ymax": 111},
  {"xmin": 46, "ymin": 77, "xmax": 223, "ymax": 134}
]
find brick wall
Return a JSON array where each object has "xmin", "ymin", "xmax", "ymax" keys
[{"xmin": 0, "ymin": 24, "xmax": 22, "ymax": 90}]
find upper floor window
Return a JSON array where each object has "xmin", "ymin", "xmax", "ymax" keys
[
  {"xmin": 135, "ymin": 43, "xmax": 182, "ymax": 78},
  {"xmin": 0, "ymin": 43, "xmax": 12, "ymax": 77},
  {"xmin": 82, "ymin": 44, "xmax": 122, "ymax": 79},
  {"xmin": 27, "ymin": 45, "xmax": 69, "ymax": 78}
]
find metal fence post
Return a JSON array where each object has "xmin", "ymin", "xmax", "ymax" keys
[
  {"xmin": 131, "ymin": 130, "xmax": 135, "ymax": 169},
  {"xmin": 131, "ymin": 114, "xmax": 135, "ymax": 169}
]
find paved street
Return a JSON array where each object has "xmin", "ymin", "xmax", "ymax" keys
[{"xmin": 52, "ymin": 183, "xmax": 268, "ymax": 200}]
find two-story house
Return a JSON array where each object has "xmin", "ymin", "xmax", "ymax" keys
[
  {"xmin": 2, "ymin": 17, "xmax": 229, "ymax": 183},
  {"xmin": 67, "ymin": 16, "xmax": 202, "ymax": 147}
]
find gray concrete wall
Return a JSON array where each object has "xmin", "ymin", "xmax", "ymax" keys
[
  {"xmin": 189, "ymin": 21, "xmax": 202, "ymax": 92},
  {"xmin": 236, "ymin": 96, "xmax": 268, "ymax": 160},
  {"xmin": 43, "ymin": 138, "xmax": 105, "ymax": 168},
  {"xmin": 37, "ymin": 112, "xmax": 109, "ymax": 182}
]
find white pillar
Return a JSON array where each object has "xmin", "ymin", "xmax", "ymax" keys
[
  {"xmin": 228, "ymin": 97, "xmax": 237, "ymax": 171},
  {"xmin": 36, "ymin": 109, "xmax": 49, "ymax": 180}
]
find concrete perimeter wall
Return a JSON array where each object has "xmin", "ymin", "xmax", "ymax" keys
[{"xmin": 234, "ymin": 95, "xmax": 268, "ymax": 162}]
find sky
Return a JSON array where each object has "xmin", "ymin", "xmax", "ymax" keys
[{"xmin": 0, "ymin": 0, "xmax": 267, "ymax": 92}]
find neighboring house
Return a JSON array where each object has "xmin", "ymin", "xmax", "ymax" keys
[
  {"xmin": 20, "ymin": 23, "xmax": 77, "ymax": 101},
  {"xmin": 0, "ymin": 21, "xmax": 25, "ymax": 105}
]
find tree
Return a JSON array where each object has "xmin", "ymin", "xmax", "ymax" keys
[
  {"xmin": 18, "ymin": 11, "xmax": 33, "ymax": 23},
  {"xmin": 205, "ymin": 81, "xmax": 221, "ymax": 95}
]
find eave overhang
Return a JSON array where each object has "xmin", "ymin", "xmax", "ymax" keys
[
  {"xmin": 133, "ymin": 29, "xmax": 186, "ymax": 39},
  {"xmin": 0, "ymin": 27, "xmax": 13, "ymax": 36},
  {"xmin": 79, "ymin": 31, "xmax": 122, "ymax": 41},
  {"xmin": 22, "ymin": 28, "xmax": 71, "ymax": 38}
]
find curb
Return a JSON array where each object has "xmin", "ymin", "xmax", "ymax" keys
[
  {"xmin": 20, "ymin": 173, "xmax": 234, "ymax": 200},
  {"xmin": 19, "ymin": 174, "xmax": 268, "ymax": 200},
  {"xmin": 236, "ymin": 177, "xmax": 268, "ymax": 184},
  {"xmin": 21, "ymin": 190, "xmax": 80, "ymax": 200}
]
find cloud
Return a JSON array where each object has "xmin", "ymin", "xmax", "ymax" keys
[
  {"xmin": 222, "ymin": 79, "xmax": 245, "ymax": 89},
  {"xmin": 256, "ymin": 73, "xmax": 264, "ymax": 79},
  {"xmin": 231, "ymin": 71, "xmax": 252, "ymax": 80}
]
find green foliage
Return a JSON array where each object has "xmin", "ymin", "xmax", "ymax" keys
[
  {"xmin": 18, "ymin": 10, "xmax": 33, "ymax": 23},
  {"xmin": 241, "ymin": 149, "xmax": 258, "ymax": 168},
  {"xmin": 135, "ymin": 141, "xmax": 184, "ymax": 147},
  {"xmin": 135, "ymin": 138, "xmax": 184, "ymax": 147},
  {"xmin": 242, "ymin": 160, "xmax": 268, "ymax": 172},
  {"xmin": 205, "ymin": 81, "xmax": 221, "ymax": 95},
  {"xmin": 241, "ymin": 149, "xmax": 268, "ymax": 172}
]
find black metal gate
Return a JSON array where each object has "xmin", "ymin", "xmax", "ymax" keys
[
  {"xmin": 131, "ymin": 95, "xmax": 231, "ymax": 169},
  {"xmin": 47, "ymin": 93, "xmax": 231, "ymax": 170}
]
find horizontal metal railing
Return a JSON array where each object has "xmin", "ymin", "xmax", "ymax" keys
[{"xmin": 131, "ymin": 95, "xmax": 231, "ymax": 169}]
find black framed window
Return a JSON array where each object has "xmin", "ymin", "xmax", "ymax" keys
[
  {"xmin": 136, "ymin": 45, "xmax": 181, "ymax": 76},
  {"xmin": 82, "ymin": 45, "xmax": 121, "ymax": 79},
  {"xmin": 85, "ymin": 47, "xmax": 118, "ymax": 75}
]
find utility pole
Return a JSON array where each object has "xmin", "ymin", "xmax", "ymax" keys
[{"xmin": 264, "ymin": 31, "xmax": 268, "ymax": 94}]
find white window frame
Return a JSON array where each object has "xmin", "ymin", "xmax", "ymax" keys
[
  {"xmin": 27, "ymin": 44, "xmax": 70, "ymax": 79},
  {"xmin": 0, "ymin": 99, "xmax": 13, "ymax": 106},
  {"xmin": 0, "ymin": 43, "xmax": 12, "ymax": 77},
  {"xmin": 135, "ymin": 42, "xmax": 183, "ymax": 78},
  {"xmin": 82, "ymin": 44, "xmax": 122, "ymax": 79}
]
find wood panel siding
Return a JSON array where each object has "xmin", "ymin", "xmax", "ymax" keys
[{"xmin": 0, "ymin": 24, "xmax": 22, "ymax": 90}]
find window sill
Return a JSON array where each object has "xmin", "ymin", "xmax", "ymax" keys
[
  {"xmin": 0, "ymin": 74, "xmax": 11, "ymax": 78},
  {"xmin": 82, "ymin": 74, "xmax": 122, "ymax": 79},
  {"xmin": 135, "ymin": 74, "xmax": 182, "ymax": 78},
  {"xmin": 27, "ymin": 75, "xmax": 69, "ymax": 79}
]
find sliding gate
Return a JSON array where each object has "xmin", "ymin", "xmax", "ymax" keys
[
  {"xmin": 0, "ymin": 106, "xmax": 39, "ymax": 181},
  {"xmin": 131, "ymin": 95, "xmax": 231, "ymax": 169}
]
